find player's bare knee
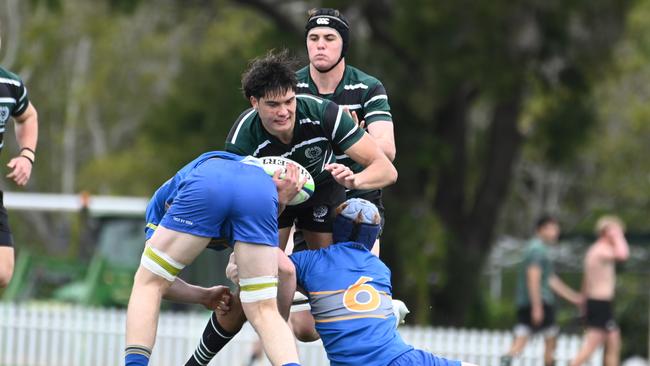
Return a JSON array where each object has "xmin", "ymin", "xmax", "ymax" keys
[
  {"xmin": 242, "ymin": 298, "xmax": 279, "ymax": 325},
  {"xmin": 291, "ymin": 321, "xmax": 319, "ymax": 342}
]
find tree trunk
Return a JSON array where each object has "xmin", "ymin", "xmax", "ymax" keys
[{"xmin": 431, "ymin": 91, "xmax": 524, "ymax": 325}]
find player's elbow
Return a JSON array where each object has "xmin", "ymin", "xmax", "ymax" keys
[
  {"xmin": 615, "ymin": 251, "xmax": 629, "ymax": 262},
  {"xmin": 383, "ymin": 146, "xmax": 396, "ymax": 162},
  {"xmin": 386, "ymin": 163, "xmax": 398, "ymax": 185}
]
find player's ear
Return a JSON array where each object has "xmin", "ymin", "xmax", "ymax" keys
[{"xmin": 250, "ymin": 96, "xmax": 259, "ymax": 109}]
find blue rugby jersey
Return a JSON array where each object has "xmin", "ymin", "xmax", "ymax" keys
[
  {"xmin": 290, "ymin": 242, "xmax": 412, "ymax": 366},
  {"xmin": 144, "ymin": 151, "xmax": 262, "ymax": 240}
]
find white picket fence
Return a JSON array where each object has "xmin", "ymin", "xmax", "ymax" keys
[{"xmin": 0, "ymin": 303, "xmax": 602, "ymax": 366}]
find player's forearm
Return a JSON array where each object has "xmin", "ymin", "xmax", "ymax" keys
[
  {"xmin": 163, "ymin": 278, "xmax": 207, "ymax": 305},
  {"xmin": 612, "ymin": 235, "xmax": 630, "ymax": 261},
  {"xmin": 528, "ymin": 282, "xmax": 543, "ymax": 308},
  {"xmin": 527, "ymin": 267, "xmax": 543, "ymax": 308},
  {"xmin": 353, "ymin": 158, "xmax": 397, "ymax": 190},
  {"xmin": 14, "ymin": 103, "xmax": 39, "ymax": 152},
  {"xmin": 550, "ymin": 275, "xmax": 581, "ymax": 304}
]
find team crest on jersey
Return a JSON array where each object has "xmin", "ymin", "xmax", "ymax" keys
[
  {"xmin": 305, "ymin": 146, "xmax": 322, "ymax": 161},
  {"xmin": 313, "ymin": 205, "xmax": 328, "ymax": 222},
  {"xmin": 0, "ymin": 107, "xmax": 9, "ymax": 123}
]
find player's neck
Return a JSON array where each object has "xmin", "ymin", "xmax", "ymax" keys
[
  {"xmin": 310, "ymin": 61, "xmax": 346, "ymax": 95},
  {"xmin": 275, "ymin": 131, "xmax": 293, "ymax": 145}
]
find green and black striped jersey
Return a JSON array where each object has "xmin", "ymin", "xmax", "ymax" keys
[
  {"xmin": 225, "ymin": 94, "xmax": 364, "ymax": 186},
  {"xmin": 0, "ymin": 67, "xmax": 30, "ymax": 152},
  {"xmin": 296, "ymin": 65, "xmax": 392, "ymax": 197}
]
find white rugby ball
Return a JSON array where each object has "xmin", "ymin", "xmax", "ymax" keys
[{"xmin": 260, "ymin": 156, "xmax": 315, "ymax": 206}]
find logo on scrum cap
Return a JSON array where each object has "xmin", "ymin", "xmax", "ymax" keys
[{"xmin": 316, "ymin": 17, "xmax": 330, "ymax": 25}]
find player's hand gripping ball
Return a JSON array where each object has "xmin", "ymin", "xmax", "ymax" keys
[{"xmin": 260, "ymin": 156, "xmax": 315, "ymax": 206}]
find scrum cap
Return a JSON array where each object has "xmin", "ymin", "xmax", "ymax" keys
[
  {"xmin": 305, "ymin": 8, "xmax": 350, "ymax": 72},
  {"xmin": 332, "ymin": 198, "xmax": 381, "ymax": 250}
]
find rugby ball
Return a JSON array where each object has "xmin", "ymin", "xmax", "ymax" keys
[{"xmin": 260, "ymin": 156, "xmax": 315, "ymax": 206}]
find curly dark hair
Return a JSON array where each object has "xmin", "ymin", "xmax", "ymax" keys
[
  {"xmin": 536, "ymin": 215, "xmax": 558, "ymax": 230},
  {"xmin": 241, "ymin": 49, "xmax": 298, "ymax": 100}
]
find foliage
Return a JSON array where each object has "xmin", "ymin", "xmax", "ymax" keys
[{"xmin": 1, "ymin": 1, "xmax": 648, "ymax": 352}]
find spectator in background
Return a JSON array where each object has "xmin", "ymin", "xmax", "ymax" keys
[
  {"xmin": 570, "ymin": 216, "xmax": 629, "ymax": 366},
  {"xmin": 501, "ymin": 216, "xmax": 583, "ymax": 366}
]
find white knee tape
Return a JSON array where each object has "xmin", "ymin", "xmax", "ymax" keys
[
  {"xmin": 239, "ymin": 276, "xmax": 278, "ymax": 303},
  {"xmin": 140, "ymin": 246, "xmax": 185, "ymax": 282}
]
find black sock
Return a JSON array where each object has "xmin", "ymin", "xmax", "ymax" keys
[{"xmin": 185, "ymin": 312, "xmax": 238, "ymax": 366}]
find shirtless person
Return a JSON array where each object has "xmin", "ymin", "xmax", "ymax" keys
[{"xmin": 570, "ymin": 216, "xmax": 629, "ymax": 366}]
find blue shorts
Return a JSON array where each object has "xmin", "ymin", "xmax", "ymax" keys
[
  {"xmin": 389, "ymin": 349, "xmax": 461, "ymax": 366},
  {"xmin": 158, "ymin": 158, "xmax": 279, "ymax": 247}
]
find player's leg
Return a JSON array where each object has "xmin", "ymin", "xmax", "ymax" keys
[
  {"xmin": 0, "ymin": 246, "xmax": 14, "ymax": 288},
  {"xmin": 277, "ymin": 248, "xmax": 297, "ymax": 319},
  {"xmin": 603, "ymin": 328, "xmax": 621, "ymax": 366},
  {"xmin": 289, "ymin": 306, "xmax": 319, "ymax": 342},
  {"xmin": 185, "ymin": 293, "xmax": 247, "ymax": 366},
  {"xmin": 228, "ymin": 161, "xmax": 300, "ymax": 365},
  {"xmin": 235, "ymin": 242, "xmax": 300, "ymax": 365},
  {"xmin": 0, "ymin": 202, "xmax": 15, "ymax": 288},
  {"xmin": 503, "ymin": 335, "xmax": 528, "ymax": 361},
  {"xmin": 501, "ymin": 306, "xmax": 532, "ymax": 365},
  {"xmin": 279, "ymin": 227, "xmax": 293, "ymax": 251},
  {"xmin": 541, "ymin": 305, "xmax": 559, "ymax": 366},
  {"xmin": 570, "ymin": 329, "xmax": 606, "ymax": 366},
  {"xmin": 126, "ymin": 227, "xmax": 210, "ymax": 365},
  {"xmin": 128, "ymin": 160, "xmax": 235, "ymax": 365},
  {"xmin": 543, "ymin": 335, "xmax": 557, "ymax": 366}
]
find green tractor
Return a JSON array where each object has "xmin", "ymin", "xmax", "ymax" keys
[
  {"xmin": 1, "ymin": 193, "xmax": 146, "ymax": 306},
  {"xmin": 1, "ymin": 192, "xmax": 231, "ymax": 308}
]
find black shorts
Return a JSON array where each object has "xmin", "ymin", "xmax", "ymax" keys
[
  {"xmin": 515, "ymin": 304, "xmax": 557, "ymax": 335},
  {"xmin": 349, "ymin": 189, "xmax": 385, "ymax": 235},
  {"xmin": 0, "ymin": 191, "xmax": 14, "ymax": 247},
  {"xmin": 278, "ymin": 179, "xmax": 346, "ymax": 233},
  {"xmin": 585, "ymin": 299, "xmax": 618, "ymax": 331}
]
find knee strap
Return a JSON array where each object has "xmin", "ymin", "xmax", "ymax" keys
[
  {"xmin": 140, "ymin": 245, "xmax": 185, "ymax": 282},
  {"xmin": 239, "ymin": 276, "xmax": 278, "ymax": 303}
]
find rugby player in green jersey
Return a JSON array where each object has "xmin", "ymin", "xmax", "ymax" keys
[
  {"xmin": 0, "ymin": 34, "xmax": 40, "ymax": 288},
  {"xmin": 226, "ymin": 50, "xmax": 397, "ymax": 252},
  {"xmin": 296, "ymin": 8, "xmax": 396, "ymax": 256}
]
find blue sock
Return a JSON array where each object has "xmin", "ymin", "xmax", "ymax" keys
[
  {"xmin": 125, "ymin": 354, "xmax": 149, "ymax": 366},
  {"xmin": 125, "ymin": 345, "xmax": 151, "ymax": 366},
  {"xmin": 282, "ymin": 363, "xmax": 301, "ymax": 366}
]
